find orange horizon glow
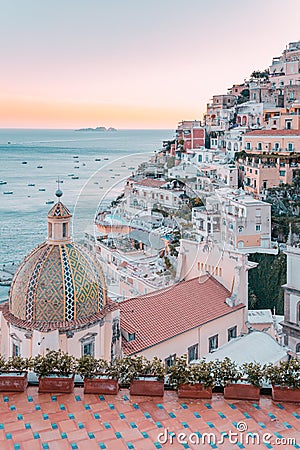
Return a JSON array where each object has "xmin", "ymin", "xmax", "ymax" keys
[
  {"xmin": 2, "ymin": 1, "xmax": 300, "ymax": 129},
  {"xmin": 0, "ymin": 97, "xmax": 198, "ymax": 129}
]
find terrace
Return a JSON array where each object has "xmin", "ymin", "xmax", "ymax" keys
[{"xmin": 0, "ymin": 387, "xmax": 299, "ymax": 449}]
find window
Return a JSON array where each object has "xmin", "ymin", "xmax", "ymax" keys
[
  {"xmin": 279, "ymin": 170, "xmax": 286, "ymax": 177},
  {"xmin": 209, "ymin": 335, "xmax": 218, "ymax": 352},
  {"xmin": 165, "ymin": 354, "xmax": 176, "ymax": 368},
  {"xmin": 246, "ymin": 142, "xmax": 251, "ymax": 150},
  {"xmin": 255, "ymin": 209, "xmax": 261, "ymax": 217},
  {"xmin": 228, "ymin": 326, "xmax": 237, "ymax": 342},
  {"xmin": 198, "ymin": 155, "xmax": 202, "ymax": 163},
  {"xmin": 62, "ymin": 222, "xmax": 67, "ymax": 238},
  {"xmin": 286, "ymin": 120, "xmax": 292, "ymax": 129},
  {"xmin": 274, "ymin": 142, "xmax": 280, "ymax": 151},
  {"xmin": 80, "ymin": 333, "xmax": 96, "ymax": 357},
  {"xmin": 48, "ymin": 223, "xmax": 52, "ymax": 238},
  {"xmin": 256, "ymin": 224, "xmax": 261, "ymax": 231},
  {"xmin": 128, "ymin": 333, "xmax": 136, "ymax": 342},
  {"xmin": 288, "ymin": 143, "xmax": 294, "ymax": 151},
  {"xmin": 257, "ymin": 142, "xmax": 262, "ymax": 150},
  {"xmin": 12, "ymin": 343, "xmax": 20, "ymax": 357},
  {"xmin": 188, "ymin": 344, "xmax": 199, "ymax": 363},
  {"xmin": 238, "ymin": 226, "xmax": 243, "ymax": 233},
  {"xmin": 83, "ymin": 341, "xmax": 94, "ymax": 356},
  {"xmin": 229, "ymin": 223, "xmax": 234, "ymax": 230}
]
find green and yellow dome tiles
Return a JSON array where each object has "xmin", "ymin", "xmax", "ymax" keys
[
  {"xmin": 10, "ymin": 241, "xmax": 107, "ymax": 322},
  {"xmin": 9, "ymin": 190, "xmax": 107, "ymax": 324}
]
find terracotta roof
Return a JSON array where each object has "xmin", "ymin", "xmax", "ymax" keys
[
  {"xmin": 135, "ymin": 178, "xmax": 166, "ymax": 188},
  {"xmin": 120, "ymin": 276, "xmax": 244, "ymax": 355},
  {"xmin": 0, "ymin": 298, "xmax": 118, "ymax": 332},
  {"xmin": 245, "ymin": 129, "xmax": 300, "ymax": 136}
]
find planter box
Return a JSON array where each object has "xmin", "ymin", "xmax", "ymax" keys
[
  {"xmin": 224, "ymin": 383, "xmax": 260, "ymax": 401},
  {"xmin": 178, "ymin": 383, "xmax": 212, "ymax": 399},
  {"xmin": 38, "ymin": 375, "xmax": 74, "ymax": 393},
  {"xmin": 84, "ymin": 378, "xmax": 119, "ymax": 395},
  {"xmin": 130, "ymin": 379, "xmax": 164, "ymax": 397},
  {"xmin": 272, "ymin": 385, "xmax": 300, "ymax": 403},
  {"xmin": 0, "ymin": 372, "xmax": 28, "ymax": 392}
]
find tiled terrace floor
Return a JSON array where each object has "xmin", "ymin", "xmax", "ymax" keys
[{"xmin": 0, "ymin": 387, "xmax": 298, "ymax": 449}]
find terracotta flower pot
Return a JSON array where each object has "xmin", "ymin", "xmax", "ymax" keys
[
  {"xmin": 178, "ymin": 383, "xmax": 212, "ymax": 399},
  {"xmin": 38, "ymin": 374, "xmax": 74, "ymax": 393},
  {"xmin": 84, "ymin": 378, "xmax": 119, "ymax": 395},
  {"xmin": 224, "ymin": 383, "xmax": 260, "ymax": 401},
  {"xmin": 130, "ymin": 379, "xmax": 164, "ymax": 396},
  {"xmin": 0, "ymin": 372, "xmax": 28, "ymax": 392},
  {"xmin": 272, "ymin": 385, "xmax": 300, "ymax": 403}
]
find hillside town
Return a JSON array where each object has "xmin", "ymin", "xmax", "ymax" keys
[
  {"xmin": 80, "ymin": 41, "xmax": 300, "ymax": 362},
  {"xmin": 1, "ymin": 41, "xmax": 300, "ymax": 374}
]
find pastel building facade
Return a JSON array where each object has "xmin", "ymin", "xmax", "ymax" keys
[
  {"xmin": 281, "ymin": 242, "xmax": 300, "ymax": 354},
  {"xmin": 175, "ymin": 120, "xmax": 205, "ymax": 151},
  {"xmin": 192, "ymin": 188, "xmax": 273, "ymax": 253},
  {"xmin": 238, "ymin": 130, "xmax": 300, "ymax": 196}
]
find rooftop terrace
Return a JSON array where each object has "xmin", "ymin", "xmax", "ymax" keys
[{"xmin": 0, "ymin": 388, "xmax": 299, "ymax": 449}]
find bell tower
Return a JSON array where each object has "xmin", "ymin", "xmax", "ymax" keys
[{"xmin": 47, "ymin": 185, "xmax": 72, "ymax": 244}]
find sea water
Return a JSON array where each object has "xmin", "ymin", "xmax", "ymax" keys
[{"xmin": 0, "ymin": 128, "xmax": 173, "ymax": 299}]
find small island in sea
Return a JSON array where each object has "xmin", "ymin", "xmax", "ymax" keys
[{"xmin": 75, "ymin": 126, "xmax": 117, "ymax": 132}]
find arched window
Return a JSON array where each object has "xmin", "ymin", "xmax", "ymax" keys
[{"xmin": 296, "ymin": 343, "xmax": 300, "ymax": 353}]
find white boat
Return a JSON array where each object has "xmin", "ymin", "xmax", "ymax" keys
[
  {"xmin": 0, "ymin": 181, "xmax": 7, "ymax": 185},
  {"xmin": 3, "ymin": 191, "xmax": 13, "ymax": 195},
  {"xmin": 28, "ymin": 183, "xmax": 35, "ymax": 187},
  {"xmin": 45, "ymin": 200, "xmax": 54, "ymax": 205}
]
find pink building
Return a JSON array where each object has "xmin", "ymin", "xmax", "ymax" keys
[
  {"xmin": 176, "ymin": 120, "xmax": 205, "ymax": 151},
  {"xmin": 120, "ymin": 276, "xmax": 245, "ymax": 361},
  {"xmin": 239, "ymin": 129, "xmax": 300, "ymax": 196}
]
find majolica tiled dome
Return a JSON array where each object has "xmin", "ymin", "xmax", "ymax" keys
[{"xmin": 9, "ymin": 191, "xmax": 107, "ymax": 323}]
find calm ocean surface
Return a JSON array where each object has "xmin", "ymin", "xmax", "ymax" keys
[{"xmin": 0, "ymin": 128, "xmax": 173, "ymax": 298}]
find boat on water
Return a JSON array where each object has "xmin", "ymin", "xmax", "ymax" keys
[
  {"xmin": 68, "ymin": 173, "xmax": 74, "ymax": 177},
  {"xmin": 82, "ymin": 163, "xmax": 86, "ymax": 166},
  {"xmin": 37, "ymin": 165, "xmax": 43, "ymax": 169},
  {"xmin": 104, "ymin": 157, "xmax": 109, "ymax": 160},
  {"xmin": 95, "ymin": 158, "xmax": 101, "ymax": 161},
  {"xmin": 45, "ymin": 200, "xmax": 54, "ymax": 205},
  {"xmin": 28, "ymin": 183, "xmax": 35, "ymax": 187},
  {"xmin": 21, "ymin": 161, "xmax": 27, "ymax": 164},
  {"xmin": 94, "ymin": 182, "xmax": 99, "ymax": 185},
  {"xmin": 99, "ymin": 186, "xmax": 103, "ymax": 189},
  {"xmin": 39, "ymin": 188, "xmax": 46, "ymax": 191},
  {"xmin": 74, "ymin": 166, "xmax": 80, "ymax": 169},
  {"xmin": 73, "ymin": 155, "xmax": 79, "ymax": 158},
  {"xmin": 72, "ymin": 176, "xmax": 79, "ymax": 179},
  {"xmin": 0, "ymin": 181, "xmax": 7, "ymax": 185},
  {"xmin": 3, "ymin": 191, "xmax": 13, "ymax": 195}
]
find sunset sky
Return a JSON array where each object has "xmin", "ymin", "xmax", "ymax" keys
[{"xmin": 1, "ymin": 0, "xmax": 300, "ymax": 129}]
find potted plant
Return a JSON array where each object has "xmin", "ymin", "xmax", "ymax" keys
[
  {"xmin": 77, "ymin": 356, "xmax": 119, "ymax": 395},
  {"xmin": 0, "ymin": 355, "xmax": 30, "ymax": 392},
  {"xmin": 216, "ymin": 358, "xmax": 262, "ymax": 401},
  {"xmin": 266, "ymin": 358, "xmax": 300, "ymax": 402},
  {"xmin": 33, "ymin": 350, "xmax": 76, "ymax": 393},
  {"xmin": 168, "ymin": 356, "xmax": 215, "ymax": 399},
  {"xmin": 123, "ymin": 356, "xmax": 165, "ymax": 396}
]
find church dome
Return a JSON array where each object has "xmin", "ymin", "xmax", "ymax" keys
[{"xmin": 9, "ymin": 191, "xmax": 107, "ymax": 323}]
